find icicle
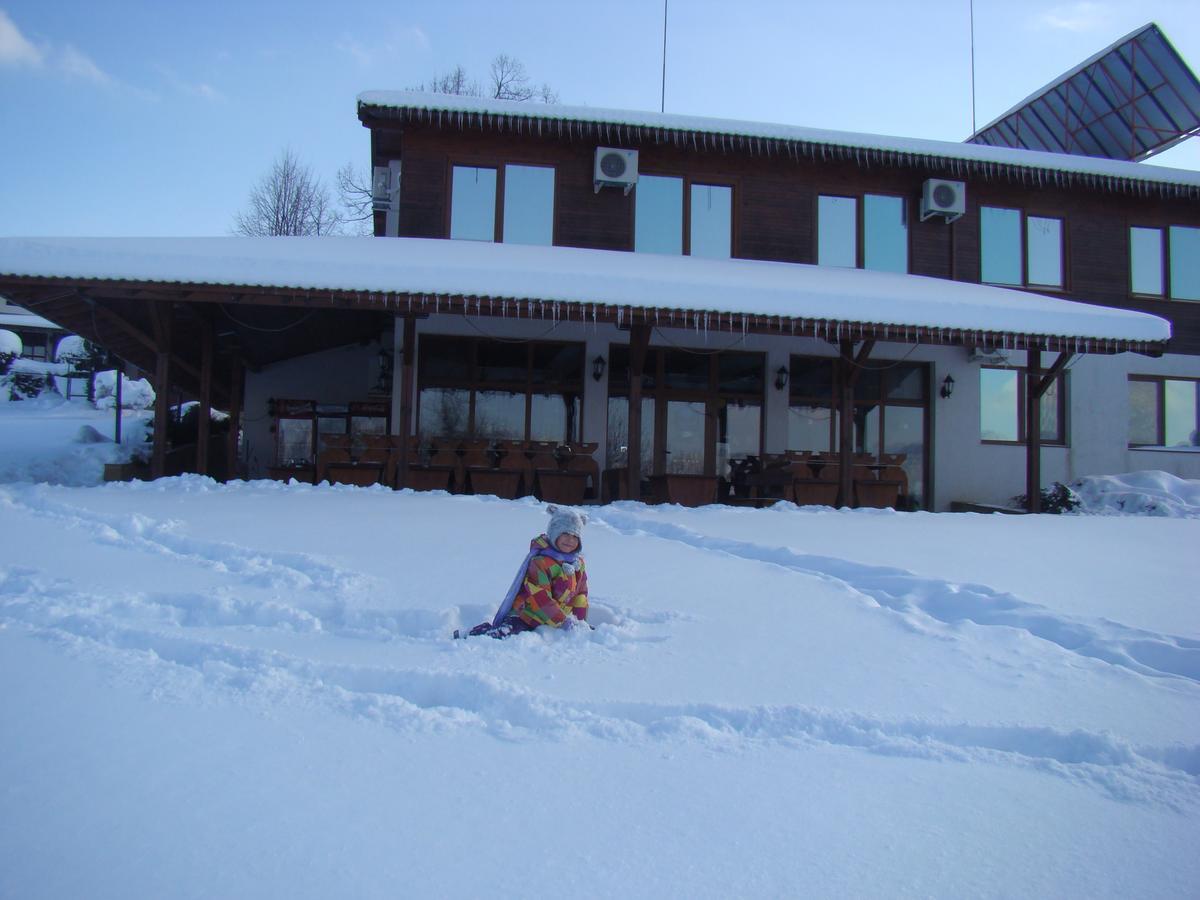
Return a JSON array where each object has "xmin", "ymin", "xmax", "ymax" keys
[
  {"xmin": 741, "ymin": 315, "xmax": 747, "ymax": 337},
  {"xmin": 617, "ymin": 307, "xmax": 624, "ymax": 328}
]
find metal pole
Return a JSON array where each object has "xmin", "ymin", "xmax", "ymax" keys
[
  {"xmin": 969, "ymin": 0, "xmax": 977, "ymax": 135},
  {"xmin": 661, "ymin": 0, "xmax": 668, "ymax": 113}
]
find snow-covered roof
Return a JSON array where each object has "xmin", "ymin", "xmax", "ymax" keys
[
  {"xmin": 0, "ymin": 236, "xmax": 1170, "ymax": 351},
  {"xmin": 0, "ymin": 311, "xmax": 63, "ymax": 330},
  {"xmin": 357, "ymin": 90, "xmax": 1200, "ymax": 195}
]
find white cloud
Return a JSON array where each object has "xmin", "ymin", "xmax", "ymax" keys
[
  {"xmin": 335, "ymin": 24, "xmax": 432, "ymax": 67},
  {"xmin": 153, "ymin": 63, "xmax": 225, "ymax": 102},
  {"xmin": 1034, "ymin": 1, "xmax": 1112, "ymax": 32},
  {"xmin": 0, "ymin": 9, "xmax": 44, "ymax": 67},
  {"xmin": 57, "ymin": 43, "xmax": 111, "ymax": 84}
]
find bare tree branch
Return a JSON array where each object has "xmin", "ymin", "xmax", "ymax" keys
[
  {"xmin": 233, "ymin": 149, "xmax": 343, "ymax": 237},
  {"xmin": 337, "ymin": 162, "xmax": 375, "ymax": 236}
]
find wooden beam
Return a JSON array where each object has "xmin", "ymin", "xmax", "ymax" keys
[
  {"xmin": 395, "ymin": 315, "xmax": 417, "ymax": 489},
  {"xmin": 150, "ymin": 303, "xmax": 173, "ymax": 480},
  {"xmin": 196, "ymin": 319, "xmax": 213, "ymax": 476},
  {"xmin": 626, "ymin": 323, "xmax": 652, "ymax": 500},
  {"xmin": 1034, "ymin": 352, "xmax": 1073, "ymax": 399},
  {"xmin": 226, "ymin": 358, "xmax": 244, "ymax": 481},
  {"xmin": 1025, "ymin": 348, "xmax": 1042, "ymax": 513}
]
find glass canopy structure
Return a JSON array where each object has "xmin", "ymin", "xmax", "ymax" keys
[{"xmin": 968, "ymin": 23, "xmax": 1200, "ymax": 162}]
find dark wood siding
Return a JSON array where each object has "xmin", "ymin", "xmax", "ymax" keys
[{"xmin": 371, "ymin": 120, "xmax": 1200, "ymax": 354}]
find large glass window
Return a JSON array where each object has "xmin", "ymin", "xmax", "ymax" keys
[
  {"xmin": 690, "ymin": 184, "xmax": 732, "ymax": 259},
  {"xmin": 502, "ymin": 164, "xmax": 554, "ymax": 246},
  {"xmin": 416, "ymin": 337, "xmax": 582, "ymax": 443},
  {"xmin": 1026, "ymin": 216, "xmax": 1063, "ymax": 287},
  {"xmin": 1168, "ymin": 226, "xmax": 1200, "ymax": 301},
  {"xmin": 787, "ymin": 357, "xmax": 929, "ymax": 508},
  {"xmin": 1130, "ymin": 226, "xmax": 1164, "ymax": 295},
  {"xmin": 981, "ymin": 206, "xmax": 1022, "ymax": 285},
  {"xmin": 863, "ymin": 194, "xmax": 908, "ymax": 273},
  {"xmin": 634, "ymin": 175, "xmax": 684, "ymax": 255},
  {"xmin": 981, "ymin": 207, "xmax": 1063, "ymax": 288},
  {"xmin": 817, "ymin": 195, "xmax": 857, "ymax": 268},
  {"xmin": 1128, "ymin": 376, "xmax": 1200, "ymax": 447},
  {"xmin": 451, "ymin": 163, "xmax": 555, "ymax": 245},
  {"xmin": 450, "ymin": 166, "xmax": 497, "ymax": 241},
  {"xmin": 606, "ymin": 346, "xmax": 763, "ymax": 486},
  {"xmin": 979, "ymin": 367, "xmax": 1066, "ymax": 444}
]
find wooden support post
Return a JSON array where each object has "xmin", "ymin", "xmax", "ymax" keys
[
  {"xmin": 1025, "ymin": 348, "xmax": 1042, "ymax": 513},
  {"xmin": 626, "ymin": 323, "xmax": 652, "ymax": 501},
  {"xmin": 196, "ymin": 321, "xmax": 213, "ymax": 476},
  {"xmin": 396, "ymin": 315, "xmax": 417, "ymax": 490},
  {"xmin": 226, "ymin": 358, "xmax": 244, "ymax": 481},
  {"xmin": 150, "ymin": 303, "xmax": 173, "ymax": 480},
  {"xmin": 113, "ymin": 358, "xmax": 123, "ymax": 446},
  {"xmin": 837, "ymin": 339, "xmax": 872, "ymax": 507}
]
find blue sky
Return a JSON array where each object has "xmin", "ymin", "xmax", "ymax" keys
[{"xmin": 2, "ymin": 0, "xmax": 1197, "ymax": 237}]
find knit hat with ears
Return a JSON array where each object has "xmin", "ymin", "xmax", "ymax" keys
[{"xmin": 546, "ymin": 505, "xmax": 587, "ymax": 548}]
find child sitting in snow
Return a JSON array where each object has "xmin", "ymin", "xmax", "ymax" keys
[{"xmin": 458, "ymin": 506, "xmax": 590, "ymax": 639}]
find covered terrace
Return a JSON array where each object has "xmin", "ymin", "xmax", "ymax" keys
[{"xmin": 0, "ymin": 235, "xmax": 1172, "ymax": 511}]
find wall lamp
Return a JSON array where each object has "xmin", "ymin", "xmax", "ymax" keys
[
  {"xmin": 592, "ymin": 355, "xmax": 607, "ymax": 382},
  {"xmin": 940, "ymin": 374, "xmax": 955, "ymax": 399},
  {"xmin": 774, "ymin": 366, "xmax": 789, "ymax": 391}
]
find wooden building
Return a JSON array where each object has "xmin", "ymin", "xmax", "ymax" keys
[{"xmin": 0, "ymin": 91, "xmax": 1197, "ymax": 510}]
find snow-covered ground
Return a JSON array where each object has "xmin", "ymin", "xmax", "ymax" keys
[{"xmin": 1, "ymin": 420, "xmax": 1198, "ymax": 898}]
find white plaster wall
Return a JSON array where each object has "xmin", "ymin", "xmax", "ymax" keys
[
  {"xmin": 243, "ymin": 338, "xmax": 392, "ymax": 476},
  {"xmin": 932, "ymin": 348, "xmax": 1200, "ymax": 509}
]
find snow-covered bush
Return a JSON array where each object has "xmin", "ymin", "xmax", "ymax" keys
[
  {"xmin": 0, "ymin": 329, "xmax": 21, "ymax": 374},
  {"xmin": 54, "ymin": 335, "xmax": 88, "ymax": 366},
  {"xmin": 93, "ymin": 370, "xmax": 156, "ymax": 410},
  {"xmin": 1070, "ymin": 470, "xmax": 1200, "ymax": 518}
]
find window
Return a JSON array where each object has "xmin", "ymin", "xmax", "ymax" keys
[
  {"xmin": 817, "ymin": 194, "xmax": 908, "ymax": 272},
  {"xmin": 605, "ymin": 346, "xmax": 762, "ymax": 481},
  {"xmin": 416, "ymin": 336, "xmax": 582, "ymax": 443},
  {"xmin": 979, "ymin": 367, "xmax": 1066, "ymax": 444},
  {"xmin": 787, "ymin": 357, "xmax": 929, "ymax": 507},
  {"xmin": 1131, "ymin": 226, "xmax": 1200, "ymax": 300},
  {"xmin": 1128, "ymin": 376, "xmax": 1200, "ymax": 447},
  {"xmin": 635, "ymin": 175, "xmax": 732, "ymax": 257},
  {"xmin": 449, "ymin": 164, "xmax": 555, "ymax": 244},
  {"xmin": 980, "ymin": 206, "xmax": 1063, "ymax": 288}
]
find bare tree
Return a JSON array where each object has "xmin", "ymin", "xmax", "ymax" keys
[
  {"xmin": 489, "ymin": 54, "xmax": 558, "ymax": 103},
  {"xmin": 336, "ymin": 162, "xmax": 375, "ymax": 235},
  {"xmin": 234, "ymin": 149, "xmax": 342, "ymax": 236},
  {"xmin": 409, "ymin": 64, "xmax": 482, "ymax": 97}
]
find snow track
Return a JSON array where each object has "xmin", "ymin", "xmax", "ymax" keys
[
  {"xmin": 590, "ymin": 506, "xmax": 1200, "ymax": 684},
  {"xmin": 3, "ymin": 561, "xmax": 1197, "ymax": 810}
]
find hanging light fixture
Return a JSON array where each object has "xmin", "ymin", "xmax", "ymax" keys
[
  {"xmin": 592, "ymin": 355, "xmax": 607, "ymax": 382},
  {"xmin": 774, "ymin": 366, "xmax": 789, "ymax": 391},
  {"xmin": 940, "ymin": 374, "xmax": 955, "ymax": 399}
]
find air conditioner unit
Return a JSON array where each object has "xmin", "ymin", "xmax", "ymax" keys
[
  {"xmin": 968, "ymin": 345, "xmax": 1011, "ymax": 364},
  {"xmin": 920, "ymin": 178, "xmax": 966, "ymax": 223},
  {"xmin": 371, "ymin": 166, "xmax": 395, "ymax": 212},
  {"xmin": 594, "ymin": 147, "xmax": 638, "ymax": 195}
]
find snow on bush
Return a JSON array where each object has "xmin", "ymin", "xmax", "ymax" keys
[
  {"xmin": 54, "ymin": 334, "xmax": 88, "ymax": 364},
  {"xmin": 93, "ymin": 369, "xmax": 156, "ymax": 409},
  {"xmin": 0, "ymin": 328, "xmax": 21, "ymax": 362},
  {"xmin": 1071, "ymin": 470, "xmax": 1200, "ymax": 518}
]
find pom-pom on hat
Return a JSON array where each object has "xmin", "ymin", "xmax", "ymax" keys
[{"xmin": 547, "ymin": 505, "xmax": 587, "ymax": 547}]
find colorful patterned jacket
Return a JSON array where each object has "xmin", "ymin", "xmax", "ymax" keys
[{"xmin": 510, "ymin": 535, "xmax": 588, "ymax": 628}]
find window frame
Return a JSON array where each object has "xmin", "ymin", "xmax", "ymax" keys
[
  {"xmin": 979, "ymin": 365, "xmax": 1068, "ymax": 446},
  {"xmin": 415, "ymin": 335, "xmax": 584, "ymax": 442},
  {"xmin": 1127, "ymin": 374, "xmax": 1200, "ymax": 448},
  {"xmin": 632, "ymin": 171, "xmax": 738, "ymax": 257},
  {"xmin": 814, "ymin": 191, "xmax": 911, "ymax": 273},
  {"xmin": 446, "ymin": 159, "xmax": 559, "ymax": 245},
  {"xmin": 979, "ymin": 205, "xmax": 1067, "ymax": 291},
  {"xmin": 1128, "ymin": 224, "xmax": 1200, "ymax": 301}
]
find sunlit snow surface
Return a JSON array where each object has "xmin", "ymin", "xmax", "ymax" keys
[{"xmin": 1, "ymin": 420, "xmax": 1198, "ymax": 897}]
